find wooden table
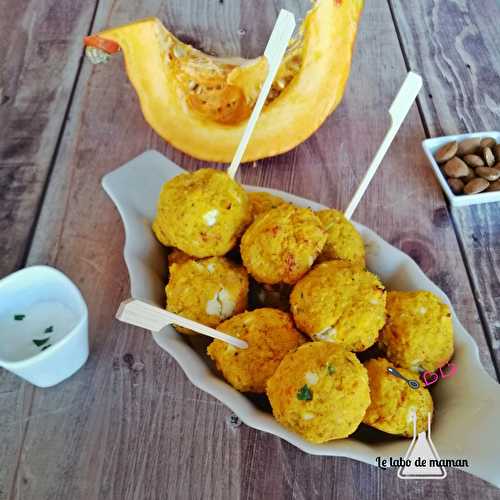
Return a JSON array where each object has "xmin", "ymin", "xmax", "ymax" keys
[{"xmin": 1, "ymin": 1, "xmax": 499, "ymax": 498}]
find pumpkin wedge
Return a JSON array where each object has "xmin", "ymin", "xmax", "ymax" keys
[{"xmin": 85, "ymin": 0, "xmax": 364, "ymax": 162}]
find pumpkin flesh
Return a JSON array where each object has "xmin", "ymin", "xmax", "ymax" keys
[{"xmin": 88, "ymin": 0, "xmax": 364, "ymax": 162}]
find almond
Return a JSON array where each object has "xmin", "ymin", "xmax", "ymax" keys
[
  {"xmin": 463, "ymin": 178, "xmax": 490, "ymax": 195},
  {"xmin": 463, "ymin": 166, "xmax": 476, "ymax": 183},
  {"xmin": 447, "ymin": 178, "xmax": 464, "ymax": 194},
  {"xmin": 483, "ymin": 146, "xmax": 495, "ymax": 167},
  {"xmin": 486, "ymin": 179, "xmax": 500, "ymax": 192},
  {"xmin": 443, "ymin": 157, "xmax": 469, "ymax": 178},
  {"xmin": 458, "ymin": 138, "xmax": 480, "ymax": 156},
  {"xmin": 462, "ymin": 154, "xmax": 484, "ymax": 167},
  {"xmin": 476, "ymin": 167, "xmax": 500, "ymax": 181},
  {"xmin": 494, "ymin": 145, "xmax": 500, "ymax": 162},
  {"xmin": 434, "ymin": 141, "xmax": 458, "ymax": 163},
  {"xmin": 480, "ymin": 137, "xmax": 496, "ymax": 149}
]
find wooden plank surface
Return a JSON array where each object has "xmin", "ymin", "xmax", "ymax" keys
[
  {"xmin": 2, "ymin": 0, "xmax": 499, "ymax": 499},
  {"xmin": 388, "ymin": 0, "xmax": 500, "ymax": 374},
  {"xmin": 0, "ymin": 1, "xmax": 98, "ymax": 496},
  {"xmin": 0, "ymin": 0, "xmax": 98, "ymax": 277}
]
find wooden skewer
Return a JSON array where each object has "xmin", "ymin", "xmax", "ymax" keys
[
  {"xmin": 344, "ymin": 71, "xmax": 423, "ymax": 220},
  {"xmin": 116, "ymin": 298, "xmax": 248, "ymax": 349},
  {"xmin": 227, "ymin": 9, "xmax": 296, "ymax": 180}
]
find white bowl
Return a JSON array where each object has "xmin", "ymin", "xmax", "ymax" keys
[
  {"xmin": 103, "ymin": 150, "xmax": 500, "ymax": 488},
  {"xmin": 0, "ymin": 265, "xmax": 89, "ymax": 387},
  {"xmin": 422, "ymin": 131, "xmax": 500, "ymax": 207}
]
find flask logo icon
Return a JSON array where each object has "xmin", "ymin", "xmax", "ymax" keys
[{"xmin": 397, "ymin": 412, "xmax": 447, "ymax": 480}]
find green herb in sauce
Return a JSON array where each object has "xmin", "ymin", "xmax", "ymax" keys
[
  {"xmin": 33, "ymin": 338, "xmax": 50, "ymax": 347},
  {"xmin": 14, "ymin": 314, "xmax": 25, "ymax": 321},
  {"xmin": 44, "ymin": 326, "xmax": 54, "ymax": 334},
  {"xmin": 41, "ymin": 345, "xmax": 52, "ymax": 351}
]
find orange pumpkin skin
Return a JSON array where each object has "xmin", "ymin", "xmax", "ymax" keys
[{"xmin": 86, "ymin": 0, "xmax": 364, "ymax": 162}]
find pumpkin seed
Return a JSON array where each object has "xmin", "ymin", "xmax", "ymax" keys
[
  {"xmin": 444, "ymin": 157, "xmax": 469, "ymax": 178},
  {"xmin": 476, "ymin": 167, "xmax": 500, "ymax": 181},
  {"xmin": 483, "ymin": 146, "xmax": 495, "ymax": 167},
  {"xmin": 85, "ymin": 46, "xmax": 110, "ymax": 65},
  {"xmin": 480, "ymin": 137, "xmax": 496, "ymax": 149},
  {"xmin": 463, "ymin": 177, "xmax": 490, "ymax": 195},
  {"xmin": 457, "ymin": 138, "xmax": 480, "ymax": 156},
  {"xmin": 447, "ymin": 178, "xmax": 464, "ymax": 194},
  {"xmin": 462, "ymin": 154, "xmax": 484, "ymax": 167},
  {"xmin": 435, "ymin": 141, "xmax": 458, "ymax": 163}
]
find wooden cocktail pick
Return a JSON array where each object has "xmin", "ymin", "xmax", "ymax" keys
[
  {"xmin": 227, "ymin": 9, "xmax": 296, "ymax": 179},
  {"xmin": 116, "ymin": 298, "xmax": 248, "ymax": 349},
  {"xmin": 344, "ymin": 71, "xmax": 423, "ymax": 220}
]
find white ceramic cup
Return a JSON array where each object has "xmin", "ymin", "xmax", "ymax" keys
[{"xmin": 0, "ymin": 265, "xmax": 89, "ymax": 387}]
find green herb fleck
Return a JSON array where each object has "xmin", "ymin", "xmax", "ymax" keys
[
  {"xmin": 41, "ymin": 345, "xmax": 52, "ymax": 351},
  {"xmin": 44, "ymin": 326, "xmax": 54, "ymax": 334},
  {"xmin": 14, "ymin": 314, "xmax": 25, "ymax": 321},
  {"xmin": 327, "ymin": 363, "xmax": 336, "ymax": 375},
  {"xmin": 33, "ymin": 338, "xmax": 50, "ymax": 347},
  {"xmin": 297, "ymin": 384, "xmax": 313, "ymax": 401}
]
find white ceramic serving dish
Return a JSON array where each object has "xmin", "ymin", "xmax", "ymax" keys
[
  {"xmin": 422, "ymin": 131, "xmax": 500, "ymax": 207},
  {"xmin": 103, "ymin": 150, "xmax": 500, "ymax": 488},
  {"xmin": 0, "ymin": 265, "xmax": 89, "ymax": 387}
]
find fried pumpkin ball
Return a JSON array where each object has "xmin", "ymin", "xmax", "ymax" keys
[
  {"xmin": 166, "ymin": 257, "xmax": 248, "ymax": 335},
  {"xmin": 267, "ymin": 342, "xmax": 370, "ymax": 443},
  {"xmin": 240, "ymin": 205, "xmax": 327, "ymax": 285},
  {"xmin": 207, "ymin": 308, "xmax": 305, "ymax": 393},
  {"xmin": 152, "ymin": 168, "xmax": 252, "ymax": 258},
  {"xmin": 248, "ymin": 191, "xmax": 286, "ymax": 220},
  {"xmin": 290, "ymin": 260, "xmax": 386, "ymax": 351},
  {"xmin": 378, "ymin": 291, "xmax": 454, "ymax": 372},
  {"xmin": 363, "ymin": 358, "xmax": 433, "ymax": 437},
  {"xmin": 316, "ymin": 209, "xmax": 365, "ymax": 267}
]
